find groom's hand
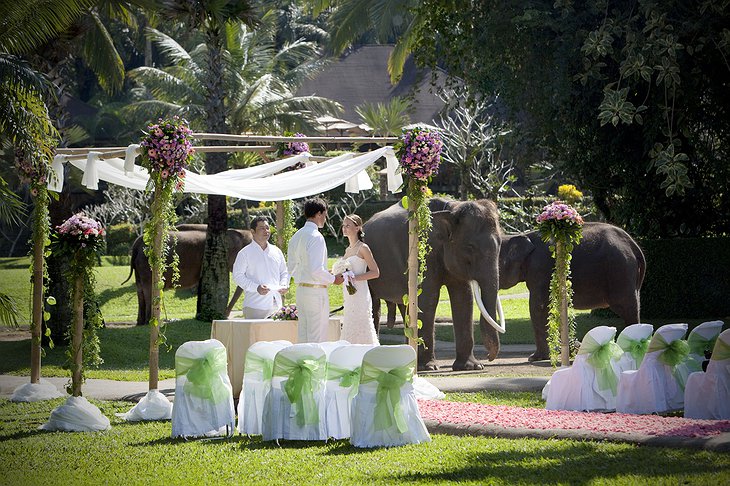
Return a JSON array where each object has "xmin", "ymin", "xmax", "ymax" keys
[
  {"xmin": 333, "ymin": 274, "xmax": 344, "ymax": 285},
  {"xmin": 257, "ymin": 284, "xmax": 270, "ymax": 295}
]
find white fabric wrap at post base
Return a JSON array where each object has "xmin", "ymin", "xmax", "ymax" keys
[
  {"xmin": 413, "ymin": 376, "xmax": 445, "ymax": 400},
  {"xmin": 10, "ymin": 380, "xmax": 64, "ymax": 402},
  {"xmin": 116, "ymin": 389, "xmax": 172, "ymax": 421},
  {"xmin": 40, "ymin": 396, "xmax": 111, "ymax": 432}
]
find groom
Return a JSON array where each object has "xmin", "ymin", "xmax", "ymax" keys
[{"xmin": 287, "ymin": 198, "xmax": 343, "ymax": 343}]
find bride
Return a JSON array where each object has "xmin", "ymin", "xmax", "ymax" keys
[{"xmin": 334, "ymin": 214, "xmax": 380, "ymax": 345}]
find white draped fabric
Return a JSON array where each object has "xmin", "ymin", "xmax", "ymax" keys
[
  {"xmin": 116, "ymin": 389, "xmax": 173, "ymax": 422},
  {"xmin": 51, "ymin": 146, "xmax": 403, "ymax": 201},
  {"xmin": 10, "ymin": 380, "xmax": 64, "ymax": 402},
  {"xmin": 40, "ymin": 396, "xmax": 111, "ymax": 432}
]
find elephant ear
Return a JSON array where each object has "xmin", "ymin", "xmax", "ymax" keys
[{"xmin": 432, "ymin": 210, "xmax": 456, "ymax": 242}]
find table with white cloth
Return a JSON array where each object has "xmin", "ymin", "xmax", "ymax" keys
[{"xmin": 211, "ymin": 317, "xmax": 341, "ymax": 397}]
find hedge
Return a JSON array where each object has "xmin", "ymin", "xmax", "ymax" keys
[
  {"xmin": 639, "ymin": 237, "xmax": 730, "ymax": 318},
  {"xmin": 105, "ymin": 223, "xmax": 137, "ymax": 256}
]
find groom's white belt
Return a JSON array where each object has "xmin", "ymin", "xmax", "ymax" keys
[{"xmin": 298, "ymin": 282, "xmax": 327, "ymax": 289}]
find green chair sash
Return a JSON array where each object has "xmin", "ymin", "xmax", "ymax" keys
[
  {"xmin": 648, "ymin": 333, "xmax": 690, "ymax": 390},
  {"xmin": 360, "ymin": 359, "xmax": 415, "ymax": 433},
  {"xmin": 617, "ymin": 334, "xmax": 651, "ymax": 367},
  {"xmin": 578, "ymin": 334, "xmax": 623, "ymax": 394},
  {"xmin": 176, "ymin": 347, "xmax": 229, "ymax": 404},
  {"xmin": 273, "ymin": 354, "xmax": 327, "ymax": 427},
  {"xmin": 711, "ymin": 338, "xmax": 730, "ymax": 361},
  {"xmin": 245, "ymin": 351, "xmax": 274, "ymax": 381},
  {"xmin": 688, "ymin": 333, "xmax": 718, "ymax": 357},
  {"xmin": 327, "ymin": 364, "xmax": 362, "ymax": 399}
]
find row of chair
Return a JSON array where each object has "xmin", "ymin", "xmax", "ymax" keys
[
  {"xmin": 171, "ymin": 339, "xmax": 432, "ymax": 447},
  {"xmin": 544, "ymin": 321, "xmax": 728, "ymax": 419}
]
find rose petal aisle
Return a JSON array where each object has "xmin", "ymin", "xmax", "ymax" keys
[{"xmin": 418, "ymin": 400, "xmax": 730, "ymax": 440}]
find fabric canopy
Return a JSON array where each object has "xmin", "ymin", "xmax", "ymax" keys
[{"xmin": 50, "ymin": 146, "xmax": 403, "ymax": 201}]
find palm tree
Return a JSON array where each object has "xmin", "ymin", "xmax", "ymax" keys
[{"xmin": 355, "ymin": 96, "xmax": 411, "ymax": 137}]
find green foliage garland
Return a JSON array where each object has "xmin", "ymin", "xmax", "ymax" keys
[{"xmin": 536, "ymin": 201, "xmax": 584, "ymax": 366}]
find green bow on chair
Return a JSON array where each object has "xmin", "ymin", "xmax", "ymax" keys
[
  {"xmin": 579, "ymin": 334, "xmax": 623, "ymax": 394},
  {"xmin": 360, "ymin": 360, "xmax": 415, "ymax": 433},
  {"xmin": 327, "ymin": 364, "xmax": 362, "ymax": 399},
  {"xmin": 245, "ymin": 351, "xmax": 274, "ymax": 381},
  {"xmin": 617, "ymin": 334, "xmax": 651, "ymax": 367},
  {"xmin": 648, "ymin": 333, "xmax": 690, "ymax": 390},
  {"xmin": 711, "ymin": 338, "xmax": 730, "ymax": 362},
  {"xmin": 176, "ymin": 347, "xmax": 230, "ymax": 404},
  {"xmin": 684, "ymin": 333, "xmax": 718, "ymax": 373},
  {"xmin": 274, "ymin": 354, "xmax": 327, "ymax": 427}
]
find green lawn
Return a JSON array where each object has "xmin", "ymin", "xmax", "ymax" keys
[{"xmin": 0, "ymin": 398, "xmax": 728, "ymax": 485}]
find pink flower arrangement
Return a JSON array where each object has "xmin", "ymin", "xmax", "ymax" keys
[
  {"xmin": 15, "ymin": 158, "xmax": 48, "ymax": 187},
  {"xmin": 140, "ymin": 116, "xmax": 195, "ymax": 189},
  {"xmin": 397, "ymin": 127, "xmax": 443, "ymax": 182},
  {"xmin": 56, "ymin": 213, "xmax": 105, "ymax": 247},
  {"xmin": 271, "ymin": 304, "xmax": 297, "ymax": 320},
  {"xmin": 536, "ymin": 200, "xmax": 584, "ymax": 225}
]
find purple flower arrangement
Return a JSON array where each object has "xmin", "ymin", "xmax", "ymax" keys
[
  {"xmin": 282, "ymin": 133, "xmax": 310, "ymax": 156},
  {"xmin": 140, "ymin": 116, "xmax": 195, "ymax": 190},
  {"xmin": 397, "ymin": 127, "xmax": 443, "ymax": 182},
  {"xmin": 56, "ymin": 213, "xmax": 105, "ymax": 248},
  {"xmin": 15, "ymin": 158, "xmax": 48, "ymax": 192},
  {"xmin": 271, "ymin": 304, "xmax": 297, "ymax": 320},
  {"xmin": 536, "ymin": 201, "xmax": 584, "ymax": 226}
]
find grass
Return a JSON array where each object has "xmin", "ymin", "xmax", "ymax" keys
[{"xmin": 0, "ymin": 398, "xmax": 728, "ymax": 485}]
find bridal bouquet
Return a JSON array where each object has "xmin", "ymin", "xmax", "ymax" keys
[
  {"xmin": 271, "ymin": 304, "xmax": 297, "ymax": 320},
  {"xmin": 332, "ymin": 260, "xmax": 357, "ymax": 295}
]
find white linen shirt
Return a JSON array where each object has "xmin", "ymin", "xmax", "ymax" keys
[
  {"xmin": 232, "ymin": 242, "xmax": 289, "ymax": 311},
  {"xmin": 287, "ymin": 220, "xmax": 335, "ymax": 285}
]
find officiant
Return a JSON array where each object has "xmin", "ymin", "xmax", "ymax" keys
[{"xmin": 232, "ymin": 216, "xmax": 289, "ymax": 319}]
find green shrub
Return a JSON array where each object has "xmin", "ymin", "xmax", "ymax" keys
[
  {"xmin": 639, "ymin": 237, "xmax": 730, "ymax": 318},
  {"xmin": 105, "ymin": 223, "xmax": 137, "ymax": 257}
]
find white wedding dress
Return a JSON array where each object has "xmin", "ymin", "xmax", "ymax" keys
[{"xmin": 339, "ymin": 255, "xmax": 379, "ymax": 345}]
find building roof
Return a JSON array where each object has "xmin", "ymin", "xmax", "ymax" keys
[{"xmin": 297, "ymin": 45, "xmax": 447, "ymax": 126}]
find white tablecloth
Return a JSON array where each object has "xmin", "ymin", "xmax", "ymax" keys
[{"xmin": 211, "ymin": 318, "xmax": 341, "ymax": 397}]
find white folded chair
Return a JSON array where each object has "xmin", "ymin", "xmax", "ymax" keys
[
  {"xmin": 262, "ymin": 343, "xmax": 328, "ymax": 441},
  {"xmin": 545, "ymin": 326, "xmax": 622, "ymax": 411},
  {"xmin": 675, "ymin": 320, "xmax": 724, "ymax": 390},
  {"xmin": 237, "ymin": 340, "xmax": 291, "ymax": 435},
  {"xmin": 324, "ymin": 344, "xmax": 376, "ymax": 439},
  {"xmin": 171, "ymin": 339, "xmax": 235, "ymax": 438},
  {"xmin": 616, "ymin": 323, "xmax": 689, "ymax": 414},
  {"xmin": 613, "ymin": 323, "xmax": 654, "ymax": 374},
  {"xmin": 318, "ymin": 340, "xmax": 350, "ymax": 358},
  {"xmin": 350, "ymin": 345, "xmax": 431, "ymax": 448},
  {"xmin": 684, "ymin": 328, "xmax": 730, "ymax": 419}
]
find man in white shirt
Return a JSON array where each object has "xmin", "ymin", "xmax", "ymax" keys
[
  {"xmin": 287, "ymin": 198, "xmax": 343, "ymax": 342},
  {"xmin": 232, "ymin": 217, "xmax": 289, "ymax": 319}
]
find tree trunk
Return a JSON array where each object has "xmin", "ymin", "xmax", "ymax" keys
[
  {"xmin": 407, "ymin": 182, "xmax": 419, "ymax": 366},
  {"xmin": 30, "ymin": 193, "xmax": 47, "ymax": 384},
  {"xmin": 196, "ymin": 24, "xmax": 230, "ymax": 321},
  {"xmin": 71, "ymin": 274, "xmax": 84, "ymax": 396}
]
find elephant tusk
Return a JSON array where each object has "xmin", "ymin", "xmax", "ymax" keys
[{"xmin": 470, "ymin": 280, "xmax": 506, "ymax": 334}]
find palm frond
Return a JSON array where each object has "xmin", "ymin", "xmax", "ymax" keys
[
  {"xmin": 146, "ymin": 27, "xmax": 196, "ymax": 68},
  {"xmin": 0, "ymin": 293, "xmax": 19, "ymax": 328},
  {"xmin": 0, "ymin": 54, "xmax": 54, "ymax": 97},
  {"xmin": 81, "ymin": 11, "xmax": 125, "ymax": 94},
  {"xmin": 0, "ymin": 177, "xmax": 26, "ymax": 227},
  {"xmin": 387, "ymin": 12, "xmax": 423, "ymax": 83},
  {"xmin": 128, "ymin": 66, "xmax": 198, "ymax": 104},
  {"xmin": 328, "ymin": 0, "xmax": 372, "ymax": 54}
]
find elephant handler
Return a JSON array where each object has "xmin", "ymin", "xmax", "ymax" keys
[
  {"xmin": 287, "ymin": 198, "xmax": 344, "ymax": 343},
  {"xmin": 232, "ymin": 216, "xmax": 289, "ymax": 319}
]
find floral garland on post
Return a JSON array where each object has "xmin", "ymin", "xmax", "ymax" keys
[
  {"xmin": 536, "ymin": 201, "xmax": 584, "ymax": 366},
  {"xmin": 395, "ymin": 126, "xmax": 443, "ymax": 344},
  {"xmin": 15, "ymin": 154, "xmax": 55, "ymax": 384},
  {"xmin": 139, "ymin": 116, "xmax": 194, "ymax": 390},
  {"xmin": 274, "ymin": 133, "xmax": 309, "ymax": 253},
  {"xmin": 51, "ymin": 214, "xmax": 105, "ymax": 395}
]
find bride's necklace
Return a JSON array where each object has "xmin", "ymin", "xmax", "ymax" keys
[{"xmin": 347, "ymin": 240, "xmax": 362, "ymax": 256}]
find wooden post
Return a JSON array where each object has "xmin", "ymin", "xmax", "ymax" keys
[
  {"xmin": 276, "ymin": 201, "xmax": 284, "ymax": 249},
  {"xmin": 556, "ymin": 241, "xmax": 570, "ymax": 366},
  {"xmin": 71, "ymin": 275, "xmax": 84, "ymax": 397},
  {"xmin": 148, "ymin": 190, "xmax": 164, "ymax": 391},
  {"xmin": 30, "ymin": 217, "xmax": 44, "ymax": 384},
  {"xmin": 407, "ymin": 189, "xmax": 419, "ymax": 362}
]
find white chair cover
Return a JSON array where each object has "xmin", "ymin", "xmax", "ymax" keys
[
  {"xmin": 545, "ymin": 326, "xmax": 622, "ymax": 411},
  {"xmin": 171, "ymin": 339, "xmax": 235, "ymax": 438},
  {"xmin": 616, "ymin": 323, "xmax": 688, "ymax": 414},
  {"xmin": 675, "ymin": 320, "xmax": 724, "ymax": 389},
  {"xmin": 318, "ymin": 340, "xmax": 350, "ymax": 358},
  {"xmin": 237, "ymin": 340, "xmax": 291, "ymax": 435},
  {"xmin": 684, "ymin": 328, "xmax": 730, "ymax": 419},
  {"xmin": 262, "ymin": 343, "xmax": 328, "ymax": 441},
  {"xmin": 324, "ymin": 344, "xmax": 376, "ymax": 439},
  {"xmin": 613, "ymin": 323, "xmax": 654, "ymax": 374},
  {"xmin": 350, "ymin": 345, "xmax": 431, "ymax": 448}
]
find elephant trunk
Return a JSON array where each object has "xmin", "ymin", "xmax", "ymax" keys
[{"xmin": 470, "ymin": 280, "xmax": 505, "ymax": 361}]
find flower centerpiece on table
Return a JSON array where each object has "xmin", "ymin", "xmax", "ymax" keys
[
  {"xmin": 332, "ymin": 260, "xmax": 357, "ymax": 295},
  {"xmin": 536, "ymin": 200, "xmax": 585, "ymax": 366},
  {"xmin": 271, "ymin": 304, "xmax": 298, "ymax": 320}
]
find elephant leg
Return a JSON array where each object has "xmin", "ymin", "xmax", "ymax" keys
[
  {"xmin": 608, "ymin": 290, "xmax": 641, "ymax": 330},
  {"xmin": 447, "ymin": 282, "xmax": 483, "ymax": 371},
  {"xmin": 385, "ymin": 301, "xmax": 396, "ymax": 328},
  {"xmin": 417, "ymin": 282, "xmax": 441, "ymax": 371},
  {"xmin": 528, "ymin": 284, "xmax": 550, "ymax": 361},
  {"xmin": 135, "ymin": 284, "xmax": 146, "ymax": 326},
  {"xmin": 372, "ymin": 298, "xmax": 382, "ymax": 333}
]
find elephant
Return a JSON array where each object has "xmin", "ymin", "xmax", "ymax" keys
[
  {"xmin": 499, "ymin": 222, "xmax": 646, "ymax": 361},
  {"xmin": 123, "ymin": 226, "xmax": 252, "ymax": 326},
  {"xmin": 365, "ymin": 198, "xmax": 504, "ymax": 371}
]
